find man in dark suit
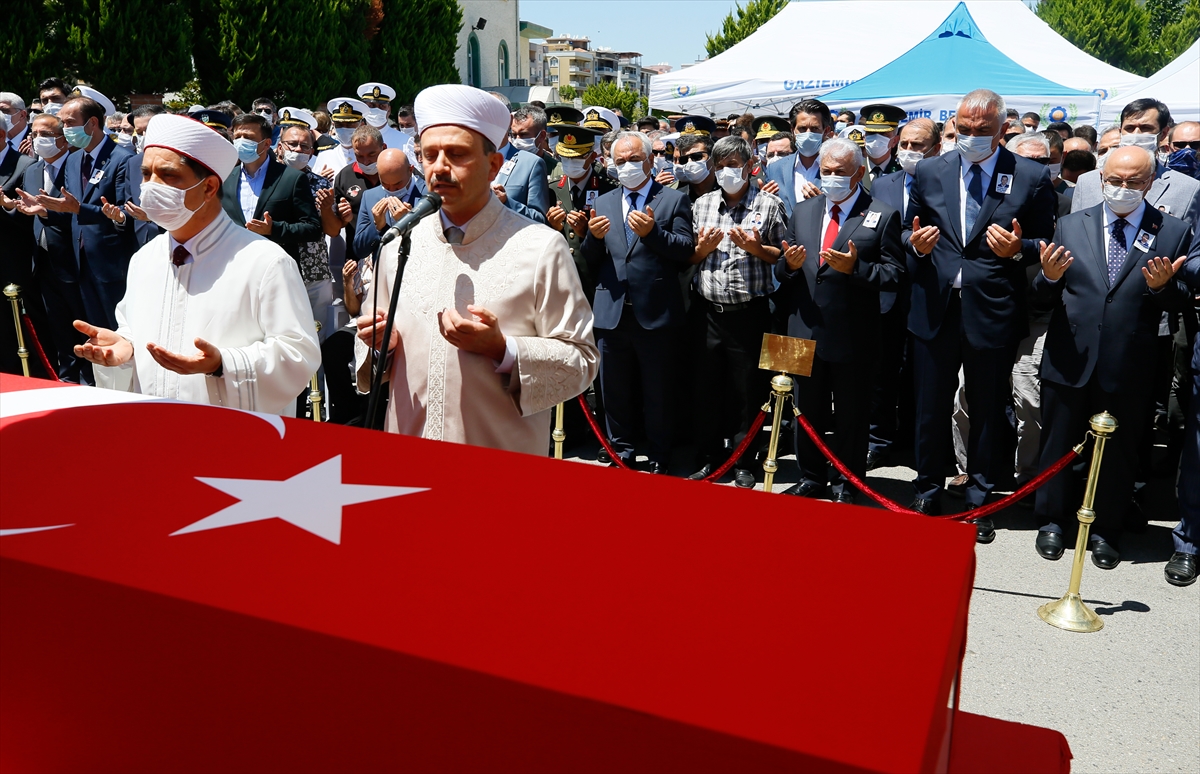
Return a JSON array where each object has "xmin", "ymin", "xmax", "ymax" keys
[
  {"xmin": 28, "ymin": 95, "xmax": 135, "ymax": 333},
  {"xmin": 775, "ymin": 138, "xmax": 904, "ymax": 502},
  {"xmin": 1170, "ymin": 228, "xmax": 1200, "ymax": 586},
  {"xmin": 1031, "ymin": 145, "xmax": 1193, "ymax": 569},
  {"xmin": 545, "ymin": 119, "xmax": 611, "ymax": 302},
  {"xmin": 904, "ymin": 89, "xmax": 1056, "ymax": 540},
  {"xmin": 867, "ymin": 118, "xmax": 940, "ymax": 470},
  {"xmin": 221, "ymin": 112, "xmax": 322, "ymax": 269},
  {"xmin": 582, "ymin": 131, "xmax": 695, "ymax": 473},
  {"xmin": 0, "ymin": 120, "xmax": 40, "ymax": 376},
  {"xmin": 352, "ymin": 147, "xmax": 426, "ymax": 260},
  {"xmin": 764, "ymin": 99, "xmax": 835, "ymax": 218}
]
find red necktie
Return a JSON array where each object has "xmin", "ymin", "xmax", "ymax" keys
[{"xmin": 821, "ymin": 204, "xmax": 841, "ymax": 263}]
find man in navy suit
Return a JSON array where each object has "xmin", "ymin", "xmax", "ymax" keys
[
  {"xmin": 764, "ymin": 99, "xmax": 836, "ymax": 219},
  {"xmin": 774, "ymin": 138, "xmax": 904, "ymax": 503},
  {"xmin": 29, "ymin": 95, "xmax": 135, "ymax": 333},
  {"xmin": 582, "ymin": 131, "xmax": 695, "ymax": 473},
  {"xmin": 903, "ymin": 89, "xmax": 1056, "ymax": 539},
  {"xmin": 866, "ymin": 118, "xmax": 941, "ymax": 469},
  {"xmin": 0, "ymin": 120, "xmax": 39, "ymax": 376},
  {"xmin": 491, "ymin": 103, "xmax": 550, "ymax": 225},
  {"xmin": 1031, "ymin": 146, "xmax": 1193, "ymax": 570},
  {"xmin": 352, "ymin": 148, "xmax": 426, "ymax": 260},
  {"xmin": 1170, "ymin": 229, "xmax": 1200, "ymax": 586}
]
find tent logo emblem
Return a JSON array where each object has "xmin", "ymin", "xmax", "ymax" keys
[
  {"xmin": 1092, "ymin": 88, "xmax": 1109, "ymax": 100},
  {"xmin": 1042, "ymin": 104, "xmax": 1078, "ymax": 124},
  {"xmin": 673, "ymin": 85, "xmax": 693, "ymax": 98}
]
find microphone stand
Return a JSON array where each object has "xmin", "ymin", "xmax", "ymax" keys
[{"xmin": 365, "ymin": 231, "xmax": 412, "ymax": 430}]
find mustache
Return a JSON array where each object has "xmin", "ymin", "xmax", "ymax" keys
[{"xmin": 431, "ymin": 172, "xmax": 459, "ymax": 187}]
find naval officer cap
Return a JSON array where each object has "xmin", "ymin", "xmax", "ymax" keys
[
  {"xmin": 72, "ymin": 85, "xmax": 115, "ymax": 117},
  {"xmin": 581, "ymin": 106, "xmax": 619, "ymax": 134},
  {"xmin": 144, "ymin": 113, "xmax": 239, "ymax": 180},
  {"xmin": 192, "ymin": 109, "xmax": 233, "ymax": 130},
  {"xmin": 277, "ymin": 107, "xmax": 318, "ymax": 130},
  {"xmin": 414, "ymin": 84, "xmax": 512, "ymax": 149},
  {"xmin": 328, "ymin": 98, "xmax": 368, "ymax": 124},
  {"xmin": 358, "ymin": 82, "xmax": 396, "ymax": 103}
]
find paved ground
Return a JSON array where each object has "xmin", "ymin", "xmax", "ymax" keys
[{"xmin": 561, "ymin": 428, "xmax": 1199, "ymax": 773}]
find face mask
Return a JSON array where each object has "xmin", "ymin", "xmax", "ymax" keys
[
  {"xmin": 283, "ymin": 150, "xmax": 311, "ymax": 170},
  {"xmin": 400, "ymin": 126, "xmax": 416, "ymax": 138},
  {"xmin": 1047, "ymin": 162, "xmax": 1062, "ymax": 180},
  {"xmin": 834, "ymin": 121, "xmax": 847, "ymax": 134},
  {"xmin": 715, "ymin": 166, "xmax": 747, "ymax": 194},
  {"xmin": 940, "ymin": 139, "xmax": 955, "ymax": 156},
  {"xmin": 1025, "ymin": 125, "xmax": 1036, "ymax": 133},
  {"xmin": 606, "ymin": 163, "xmax": 618, "ymax": 181},
  {"xmin": 335, "ymin": 127, "xmax": 356, "ymax": 147},
  {"xmin": 256, "ymin": 110, "xmax": 274, "ymax": 126},
  {"xmin": 33, "ymin": 137, "xmax": 61, "ymax": 159},
  {"xmin": 863, "ymin": 134, "xmax": 891, "ymax": 159},
  {"xmin": 767, "ymin": 152, "xmax": 794, "ymax": 167},
  {"xmin": 820, "ymin": 174, "xmax": 854, "ymax": 202},
  {"xmin": 133, "ymin": 134, "xmax": 145, "ymax": 153},
  {"xmin": 234, "ymin": 138, "xmax": 263, "ymax": 164},
  {"xmin": 1119, "ymin": 132, "xmax": 1159, "ymax": 153},
  {"xmin": 0, "ymin": 113, "xmax": 9, "ymax": 134},
  {"xmin": 64, "ymin": 124, "xmax": 91, "ymax": 149},
  {"xmin": 956, "ymin": 134, "xmax": 995, "ymax": 163},
  {"xmin": 139, "ymin": 178, "xmax": 206, "ymax": 231},
  {"xmin": 616, "ymin": 161, "xmax": 647, "ymax": 189},
  {"xmin": 561, "ymin": 158, "xmax": 589, "ymax": 178},
  {"xmin": 412, "ymin": 158, "xmax": 424, "ymax": 176},
  {"xmin": 510, "ymin": 137, "xmax": 537, "ymax": 153},
  {"xmin": 44, "ymin": 102, "xmax": 62, "ymax": 116},
  {"xmin": 897, "ymin": 149, "xmax": 925, "ymax": 175},
  {"xmin": 1157, "ymin": 150, "xmax": 1171, "ymax": 167},
  {"xmin": 1167, "ymin": 148, "xmax": 1200, "ymax": 180},
  {"xmin": 104, "ymin": 128, "xmax": 117, "ymax": 139},
  {"xmin": 795, "ymin": 131, "xmax": 823, "ymax": 157},
  {"xmin": 652, "ymin": 156, "xmax": 670, "ymax": 174},
  {"xmin": 364, "ymin": 108, "xmax": 388, "ymax": 128},
  {"xmin": 115, "ymin": 133, "xmax": 133, "ymax": 147},
  {"xmin": 673, "ymin": 159, "xmax": 709, "ymax": 184},
  {"xmin": 359, "ymin": 161, "xmax": 378, "ymax": 175},
  {"xmin": 1103, "ymin": 183, "xmax": 1144, "ymax": 215}
]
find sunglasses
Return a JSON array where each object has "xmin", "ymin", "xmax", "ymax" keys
[
  {"xmin": 680, "ymin": 152, "xmax": 708, "ymax": 163},
  {"xmin": 1171, "ymin": 140, "xmax": 1200, "ymax": 150},
  {"xmin": 652, "ymin": 148, "xmax": 668, "ymax": 156},
  {"xmin": 1027, "ymin": 157, "xmax": 1051, "ymax": 165}
]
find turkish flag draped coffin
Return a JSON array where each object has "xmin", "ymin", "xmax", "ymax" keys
[{"xmin": 1, "ymin": 374, "xmax": 981, "ymax": 773}]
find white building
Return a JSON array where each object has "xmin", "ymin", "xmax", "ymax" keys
[{"xmin": 456, "ymin": 0, "xmax": 522, "ymax": 88}]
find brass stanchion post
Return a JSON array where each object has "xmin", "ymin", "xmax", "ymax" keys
[
  {"xmin": 308, "ymin": 321, "xmax": 323, "ymax": 422},
  {"xmin": 1038, "ymin": 411, "xmax": 1118, "ymax": 633},
  {"xmin": 761, "ymin": 374, "xmax": 794, "ymax": 493},
  {"xmin": 552, "ymin": 403, "xmax": 565, "ymax": 460},
  {"xmin": 3, "ymin": 284, "xmax": 31, "ymax": 377}
]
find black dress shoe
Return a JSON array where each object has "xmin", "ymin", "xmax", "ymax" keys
[
  {"xmin": 966, "ymin": 505, "xmax": 995, "ymax": 544},
  {"xmin": 908, "ymin": 497, "xmax": 941, "ymax": 516},
  {"xmin": 783, "ymin": 480, "xmax": 827, "ymax": 498},
  {"xmin": 688, "ymin": 464, "xmax": 714, "ymax": 480},
  {"xmin": 1165, "ymin": 552, "xmax": 1198, "ymax": 586},
  {"xmin": 597, "ymin": 447, "xmax": 612, "ymax": 464},
  {"xmin": 733, "ymin": 468, "xmax": 756, "ymax": 489},
  {"xmin": 865, "ymin": 449, "xmax": 888, "ymax": 471},
  {"xmin": 1035, "ymin": 530, "xmax": 1064, "ymax": 561},
  {"xmin": 833, "ymin": 491, "xmax": 855, "ymax": 504},
  {"xmin": 646, "ymin": 461, "xmax": 668, "ymax": 475},
  {"xmin": 1088, "ymin": 536, "xmax": 1121, "ymax": 570}
]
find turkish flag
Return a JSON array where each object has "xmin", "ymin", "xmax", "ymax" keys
[{"xmin": 0, "ymin": 375, "xmax": 1048, "ymax": 773}]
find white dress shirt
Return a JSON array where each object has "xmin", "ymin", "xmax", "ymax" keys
[
  {"xmin": 43, "ymin": 152, "xmax": 69, "ymax": 193},
  {"xmin": 953, "ymin": 148, "xmax": 1001, "ymax": 288},
  {"xmin": 621, "ymin": 175, "xmax": 654, "ymax": 222},
  {"xmin": 793, "ymin": 154, "xmax": 820, "ymax": 196},
  {"xmin": 822, "ymin": 186, "xmax": 862, "ymax": 244}
]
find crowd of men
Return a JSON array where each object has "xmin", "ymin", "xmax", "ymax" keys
[{"xmin": 1, "ymin": 78, "xmax": 1198, "ymax": 587}]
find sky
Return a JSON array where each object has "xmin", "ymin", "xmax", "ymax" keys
[{"xmin": 519, "ymin": 0, "xmax": 742, "ymax": 71}]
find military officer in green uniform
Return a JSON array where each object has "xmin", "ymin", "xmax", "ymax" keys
[
  {"xmin": 860, "ymin": 103, "xmax": 906, "ymax": 189},
  {"xmin": 546, "ymin": 122, "xmax": 613, "ymax": 303}
]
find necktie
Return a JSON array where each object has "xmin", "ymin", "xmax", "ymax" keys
[
  {"xmin": 172, "ymin": 245, "xmax": 190, "ymax": 267},
  {"xmin": 624, "ymin": 192, "xmax": 639, "ymax": 247},
  {"xmin": 445, "ymin": 226, "xmax": 464, "ymax": 245},
  {"xmin": 965, "ymin": 163, "xmax": 983, "ymax": 236},
  {"xmin": 81, "ymin": 152, "xmax": 93, "ymax": 190},
  {"xmin": 871, "ymin": 166, "xmax": 883, "ymax": 181},
  {"xmin": 572, "ymin": 185, "xmax": 585, "ymax": 211},
  {"xmin": 1107, "ymin": 218, "xmax": 1128, "ymax": 285},
  {"xmin": 821, "ymin": 204, "xmax": 841, "ymax": 263}
]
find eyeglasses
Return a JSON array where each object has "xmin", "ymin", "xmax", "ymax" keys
[
  {"xmin": 766, "ymin": 150, "xmax": 793, "ymax": 159},
  {"xmin": 681, "ymin": 151, "xmax": 708, "ymax": 163},
  {"xmin": 1171, "ymin": 140, "xmax": 1200, "ymax": 150},
  {"xmin": 1103, "ymin": 177, "xmax": 1149, "ymax": 188},
  {"xmin": 30, "ymin": 131, "xmax": 62, "ymax": 139},
  {"xmin": 280, "ymin": 140, "xmax": 314, "ymax": 153},
  {"xmin": 1027, "ymin": 157, "xmax": 1051, "ymax": 165},
  {"xmin": 651, "ymin": 148, "xmax": 668, "ymax": 156}
]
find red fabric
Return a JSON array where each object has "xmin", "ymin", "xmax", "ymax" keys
[
  {"xmin": 950, "ymin": 712, "xmax": 1073, "ymax": 773},
  {"xmin": 19, "ymin": 316, "xmax": 59, "ymax": 381},
  {"xmin": 2, "ymin": 377, "xmax": 979, "ymax": 772},
  {"xmin": 821, "ymin": 203, "xmax": 841, "ymax": 257}
]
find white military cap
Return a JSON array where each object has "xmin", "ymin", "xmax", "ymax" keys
[
  {"xmin": 72, "ymin": 85, "xmax": 115, "ymax": 117},
  {"xmin": 277, "ymin": 107, "xmax": 318, "ymax": 130},
  {"xmin": 357, "ymin": 82, "xmax": 396, "ymax": 103},
  {"xmin": 144, "ymin": 113, "xmax": 238, "ymax": 180},
  {"xmin": 328, "ymin": 97, "xmax": 368, "ymax": 124},
  {"xmin": 414, "ymin": 84, "xmax": 511, "ymax": 149}
]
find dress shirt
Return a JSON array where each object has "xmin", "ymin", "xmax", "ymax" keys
[
  {"xmin": 621, "ymin": 175, "xmax": 654, "ymax": 222},
  {"xmin": 822, "ymin": 186, "xmax": 862, "ymax": 244},
  {"xmin": 793, "ymin": 154, "xmax": 820, "ymax": 195},
  {"xmin": 1040, "ymin": 199, "xmax": 1147, "ymax": 286},
  {"xmin": 953, "ymin": 147, "xmax": 1002, "ymax": 288},
  {"xmin": 692, "ymin": 184, "xmax": 788, "ymax": 304},
  {"xmin": 43, "ymin": 152, "xmax": 69, "ymax": 193},
  {"xmin": 237, "ymin": 160, "xmax": 269, "ymax": 223}
]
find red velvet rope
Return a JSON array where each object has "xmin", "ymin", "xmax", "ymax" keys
[
  {"xmin": 793, "ymin": 412, "xmax": 1081, "ymax": 521},
  {"xmin": 574, "ymin": 395, "xmax": 766, "ymax": 480},
  {"xmin": 20, "ymin": 314, "xmax": 60, "ymax": 382}
]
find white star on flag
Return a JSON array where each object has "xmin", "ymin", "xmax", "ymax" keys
[{"xmin": 171, "ymin": 455, "xmax": 427, "ymax": 544}]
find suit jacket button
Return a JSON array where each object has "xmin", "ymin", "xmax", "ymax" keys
[
  {"xmin": 1106, "ymin": 297, "xmax": 1112, "ymax": 303},
  {"xmin": 817, "ymin": 278, "xmax": 823, "ymax": 284}
]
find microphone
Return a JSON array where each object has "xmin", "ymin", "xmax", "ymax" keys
[{"xmin": 378, "ymin": 191, "xmax": 444, "ymax": 246}]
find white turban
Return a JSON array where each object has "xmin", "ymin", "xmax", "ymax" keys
[
  {"xmin": 144, "ymin": 113, "xmax": 238, "ymax": 180},
  {"xmin": 414, "ymin": 84, "xmax": 511, "ymax": 149}
]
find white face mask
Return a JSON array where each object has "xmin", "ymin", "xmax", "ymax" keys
[
  {"xmin": 1103, "ymin": 183, "xmax": 1145, "ymax": 215},
  {"xmin": 115, "ymin": 133, "xmax": 133, "ymax": 147},
  {"xmin": 561, "ymin": 158, "xmax": 589, "ymax": 178},
  {"xmin": 673, "ymin": 159, "xmax": 709, "ymax": 184},
  {"xmin": 335, "ymin": 127, "xmax": 356, "ymax": 147},
  {"xmin": 715, "ymin": 166, "xmax": 747, "ymax": 194},
  {"xmin": 616, "ymin": 161, "xmax": 648, "ymax": 189},
  {"xmin": 820, "ymin": 174, "xmax": 854, "ymax": 202},
  {"xmin": 510, "ymin": 136, "xmax": 537, "ymax": 153},
  {"xmin": 359, "ymin": 161, "xmax": 378, "ymax": 175},
  {"xmin": 863, "ymin": 134, "xmax": 892, "ymax": 160},
  {"xmin": 283, "ymin": 150, "xmax": 311, "ymax": 170},
  {"xmin": 1047, "ymin": 162, "xmax": 1062, "ymax": 180},
  {"xmin": 606, "ymin": 163, "xmax": 618, "ymax": 181},
  {"xmin": 834, "ymin": 121, "xmax": 847, "ymax": 134},
  {"xmin": 1119, "ymin": 132, "xmax": 1159, "ymax": 153},
  {"xmin": 139, "ymin": 178, "xmax": 206, "ymax": 232},
  {"xmin": 795, "ymin": 131, "xmax": 823, "ymax": 157},
  {"xmin": 956, "ymin": 134, "xmax": 996, "ymax": 163},
  {"xmin": 652, "ymin": 156, "xmax": 670, "ymax": 174},
  {"xmin": 43, "ymin": 101, "xmax": 62, "ymax": 116},
  {"xmin": 399, "ymin": 126, "xmax": 416, "ymax": 137},
  {"xmin": 33, "ymin": 136, "xmax": 62, "ymax": 159},
  {"xmin": 364, "ymin": 107, "xmax": 388, "ymax": 128},
  {"xmin": 897, "ymin": 149, "xmax": 925, "ymax": 175},
  {"xmin": 940, "ymin": 139, "xmax": 956, "ymax": 156},
  {"xmin": 256, "ymin": 110, "xmax": 274, "ymax": 126}
]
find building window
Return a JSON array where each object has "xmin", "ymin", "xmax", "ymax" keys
[
  {"xmin": 498, "ymin": 40, "xmax": 510, "ymax": 85},
  {"xmin": 467, "ymin": 32, "xmax": 481, "ymax": 87},
  {"xmin": 549, "ymin": 56, "xmax": 558, "ymax": 68}
]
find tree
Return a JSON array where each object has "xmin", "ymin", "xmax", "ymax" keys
[
  {"xmin": 557, "ymin": 85, "xmax": 577, "ymax": 101},
  {"xmin": 1158, "ymin": 0, "xmax": 1200, "ymax": 70},
  {"xmin": 368, "ymin": 0, "xmax": 463, "ymax": 105},
  {"xmin": 705, "ymin": 0, "xmax": 789, "ymax": 59},
  {"xmin": 1036, "ymin": 0, "xmax": 1151, "ymax": 75},
  {"xmin": 4, "ymin": 0, "xmax": 60, "ymax": 99},
  {"xmin": 581, "ymin": 82, "xmax": 640, "ymax": 117}
]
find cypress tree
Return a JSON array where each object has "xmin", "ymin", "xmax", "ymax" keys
[
  {"xmin": 5, "ymin": 0, "xmax": 59, "ymax": 99},
  {"xmin": 705, "ymin": 0, "xmax": 789, "ymax": 59},
  {"xmin": 369, "ymin": 0, "xmax": 463, "ymax": 105},
  {"xmin": 1036, "ymin": 0, "xmax": 1153, "ymax": 76}
]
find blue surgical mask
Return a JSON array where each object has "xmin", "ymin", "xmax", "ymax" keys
[
  {"xmin": 234, "ymin": 138, "xmax": 263, "ymax": 164},
  {"xmin": 1167, "ymin": 148, "xmax": 1199, "ymax": 179},
  {"xmin": 64, "ymin": 125, "xmax": 91, "ymax": 149},
  {"xmin": 795, "ymin": 131, "xmax": 823, "ymax": 157}
]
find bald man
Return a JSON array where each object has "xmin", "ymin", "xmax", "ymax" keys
[
  {"xmin": 1030, "ymin": 145, "xmax": 1194, "ymax": 569},
  {"xmin": 352, "ymin": 147, "xmax": 426, "ymax": 259}
]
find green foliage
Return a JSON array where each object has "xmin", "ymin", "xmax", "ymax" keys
[
  {"xmin": 581, "ymin": 82, "xmax": 641, "ymax": 117},
  {"xmin": 705, "ymin": 0, "xmax": 789, "ymax": 59},
  {"xmin": 557, "ymin": 85, "xmax": 578, "ymax": 101},
  {"xmin": 1037, "ymin": 0, "xmax": 1198, "ymax": 76},
  {"xmin": 369, "ymin": 0, "xmax": 463, "ymax": 105},
  {"xmin": 164, "ymin": 79, "xmax": 207, "ymax": 112},
  {"xmin": 4, "ymin": 1, "xmax": 60, "ymax": 99}
]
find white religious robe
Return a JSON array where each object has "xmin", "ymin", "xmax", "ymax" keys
[
  {"xmin": 97, "ymin": 211, "xmax": 321, "ymax": 416},
  {"xmin": 355, "ymin": 194, "xmax": 599, "ymax": 455}
]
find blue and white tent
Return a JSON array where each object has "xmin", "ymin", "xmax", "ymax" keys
[{"xmin": 819, "ymin": 2, "xmax": 1102, "ymax": 127}]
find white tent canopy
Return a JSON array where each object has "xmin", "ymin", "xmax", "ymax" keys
[
  {"xmin": 650, "ymin": 0, "xmax": 1144, "ymax": 117},
  {"xmin": 1101, "ymin": 40, "xmax": 1200, "ymax": 125}
]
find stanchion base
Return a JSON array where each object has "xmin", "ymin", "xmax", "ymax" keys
[{"xmin": 1037, "ymin": 592, "xmax": 1103, "ymax": 633}]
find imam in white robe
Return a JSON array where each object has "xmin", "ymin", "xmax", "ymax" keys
[
  {"xmin": 356, "ymin": 194, "xmax": 599, "ymax": 455},
  {"xmin": 98, "ymin": 210, "xmax": 321, "ymax": 416}
]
